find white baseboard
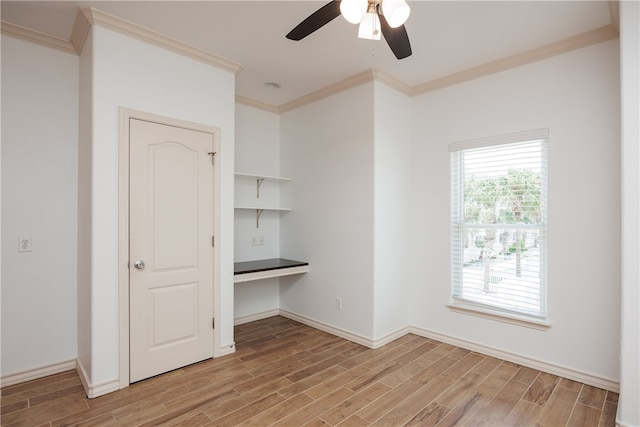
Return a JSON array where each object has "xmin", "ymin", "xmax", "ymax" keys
[
  {"xmin": 372, "ymin": 326, "xmax": 412, "ymax": 349},
  {"xmin": 265, "ymin": 310, "xmax": 620, "ymax": 393},
  {"xmin": 249, "ymin": 309, "xmax": 406, "ymax": 349},
  {"xmin": 5, "ymin": 346, "xmax": 235, "ymax": 397},
  {"xmin": 408, "ymin": 325, "xmax": 620, "ymax": 393},
  {"xmin": 218, "ymin": 342, "xmax": 237, "ymax": 357},
  {"xmin": 279, "ymin": 309, "xmax": 376, "ymax": 348},
  {"xmin": 234, "ymin": 309, "xmax": 281, "ymax": 325},
  {"xmin": 76, "ymin": 358, "xmax": 121, "ymax": 398},
  {"xmin": 615, "ymin": 417, "xmax": 635, "ymax": 427},
  {"xmin": 0, "ymin": 359, "xmax": 76, "ymax": 387}
]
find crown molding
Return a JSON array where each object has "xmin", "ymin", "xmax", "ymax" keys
[
  {"xmin": 237, "ymin": 69, "xmax": 410, "ymax": 114},
  {"xmin": 413, "ymin": 24, "xmax": 619, "ymax": 96},
  {"xmin": 236, "ymin": 96, "xmax": 280, "ymax": 114},
  {"xmin": 70, "ymin": 7, "xmax": 92, "ymax": 54},
  {"xmin": 277, "ymin": 68, "xmax": 412, "ymax": 113},
  {"xmin": 1, "ymin": 21, "xmax": 76, "ymax": 54},
  {"xmin": 72, "ymin": 7, "xmax": 242, "ymax": 74},
  {"xmin": 3, "ymin": 8, "xmax": 243, "ymax": 75},
  {"xmin": 608, "ymin": 1, "xmax": 620, "ymax": 31},
  {"xmin": 258, "ymin": 24, "xmax": 620, "ymax": 114},
  {"xmin": 372, "ymin": 69, "xmax": 413, "ymax": 96},
  {"xmin": 279, "ymin": 69, "xmax": 376, "ymax": 114}
]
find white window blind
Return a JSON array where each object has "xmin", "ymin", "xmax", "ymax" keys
[{"xmin": 450, "ymin": 130, "xmax": 548, "ymax": 319}]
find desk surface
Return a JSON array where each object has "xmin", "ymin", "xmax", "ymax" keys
[{"xmin": 234, "ymin": 258, "xmax": 309, "ymax": 275}]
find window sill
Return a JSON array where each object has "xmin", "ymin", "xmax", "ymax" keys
[{"xmin": 447, "ymin": 302, "xmax": 551, "ymax": 331}]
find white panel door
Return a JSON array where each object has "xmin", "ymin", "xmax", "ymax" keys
[{"xmin": 129, "ymin": 118, "xmax": 214, "ymax": 383}]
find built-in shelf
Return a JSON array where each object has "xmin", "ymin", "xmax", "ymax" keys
[
  {"xmin": 234, "ymin": 207, "xmax": 291, "ymax": 228},
  {"xmin": 234, "ymin": 172, "xmax": 291, "ymax": 227},
  {"xmin": 235, "ymin": 173, "xmax": 291, "ymax": 199},
  {"xmin": 234, "ymin": 207, "xmax": 291, "ymax": 211},
  {"xmin": 234, "ymin": 258, "xmax": 309, "ymax": 283},
  {"xmin": 235, "ymin": 172, "xmax": 291, "ymax": 182}
]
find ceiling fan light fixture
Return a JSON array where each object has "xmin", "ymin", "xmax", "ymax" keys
[
  {"xmin": 340, "ymin": 0, "xmax": 367, "ymax": 24},
  {"xmin": 285, "ymin": 0, "xmax": 412, "ymax": 59},
  {"xmin": 358, "ymin": 11, "xmax": 381, "ymax": 40},
  {"xmin": 382, "ymin": 0, "xmax": 410, "ymax": 28}
]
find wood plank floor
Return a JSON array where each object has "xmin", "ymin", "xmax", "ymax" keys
[{"xmin": 1, "ymin": 316, "xmax": 618, "ymax": 426}]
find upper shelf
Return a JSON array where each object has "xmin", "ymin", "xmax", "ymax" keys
[
  {"xmin": 235, "ymin": 173, "xmax": 291, "ymax": 182},
  {"xmin": 235, "ymin": 172, "xmax": 291, "ymax": 201},
  {"xmin": 235, "ymin": 206, "xmax": 291, "ymax": 211}
]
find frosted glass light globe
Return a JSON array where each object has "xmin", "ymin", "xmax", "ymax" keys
[
  {"xmin": 382, "ymin": 0, "xmax": 410, "ymax": 28},
  {"xmin": 341, "ymin": 0, "xmax": 367, "ymax": 24}
]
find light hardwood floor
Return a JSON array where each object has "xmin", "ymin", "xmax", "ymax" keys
[{"xmin": 1, "ymin": 316, "xmax": 618, "ymax": 426}]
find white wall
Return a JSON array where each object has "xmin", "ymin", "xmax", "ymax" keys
[
  {"xmin": 234, "ymin": 103, "xmax": 281, "ymax": 320},
  {"xmin": 79, "ymin": 26, "xmax": 236, "ymax": 387},
  {"xmin": 77, "ymin": 27, "xmax": 94, "ymax": 382},
  {"xmin": 409, "ymin": 40, "xmax": 621, "ymax": 386},
  {"xmin": 280, "ymin": 84, "xmax": 375, "ymax": 340},
  {"xmin": 618, "ymin": 1, "xmax": 640, "ymax": 424},
  {"xmin": 372, "ymin": 82, "xmax": 412, "ymax": 341},
  {"xmin": 1, "ymin": 36, "xmax": 79, "ymax": 376}
]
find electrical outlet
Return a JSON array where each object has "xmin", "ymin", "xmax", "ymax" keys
[
  {"xmin": 258, "ymin": 236, "xmax": 264, "ymax": 246},
  {"xmin": 336, "ymin": 297, "xmax": 343, "ymax": 310},
  {"xmin": 18, "ymin": 237, "xmax": 32, "ymax": 252}
]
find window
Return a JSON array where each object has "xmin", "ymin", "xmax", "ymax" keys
[{"xmin": 450, "ymin": 129, "xmax": 548, "ymax": 324}]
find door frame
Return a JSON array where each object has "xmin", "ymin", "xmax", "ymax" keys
[{"xmin": 117, "ymin": 108, "xmax": 221, "ymax": 388}]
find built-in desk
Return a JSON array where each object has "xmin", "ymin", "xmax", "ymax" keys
[{"xmin": 233, "ymin": 258, "xmax": 309, "ymax": 283}]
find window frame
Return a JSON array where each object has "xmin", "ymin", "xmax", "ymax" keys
[{"xmin": 448, "ymin": 129, "xmax": 550, "ymax": 329}]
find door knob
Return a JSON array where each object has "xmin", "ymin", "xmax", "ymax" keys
[{"xmin": 134, "ymin": 260, "xmax": 145, "ymax": 270}]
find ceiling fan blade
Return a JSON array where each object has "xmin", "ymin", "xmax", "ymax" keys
[
  {"xmin": 380, "ymin": 13, "xmax": 412, "ymax": 60},
  {"xmin": 286, "ymin": 0, "xmax": 342, "ymax": 41}
]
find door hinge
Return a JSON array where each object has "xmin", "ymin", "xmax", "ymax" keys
[
  {"xmin": 208, "ymin": 152, "xmax": 216, "ymax": 165},
  {"xmin": 212, "ymin": 236, "xmax": 215, "ymax": 247},
  {"xmin": 212, "ymin": 318, "xmax": 215, "ymax": 329}
]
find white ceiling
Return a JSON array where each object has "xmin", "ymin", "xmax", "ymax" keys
[{"xmin": 1, "ymin": 1, "xmax": 615, "ymax": 107}]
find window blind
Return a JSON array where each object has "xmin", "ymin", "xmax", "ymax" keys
[{"xmin": 450, "ymin": 132, "xmax": 548, "ymax": 319}]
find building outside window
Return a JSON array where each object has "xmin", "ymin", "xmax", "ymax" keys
[{"xmin": 450, "ymin": 130, "xmax": 549, "ymax": 323}]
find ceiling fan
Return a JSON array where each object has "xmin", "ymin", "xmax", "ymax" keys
[{"xmin": 286, "ymin": 0, "xmax": 412, "ymax": 60}]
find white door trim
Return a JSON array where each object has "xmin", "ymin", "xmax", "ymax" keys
[{"xmin": 118, "ymin": 108, "xmax": 221, "ymax": 389}]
